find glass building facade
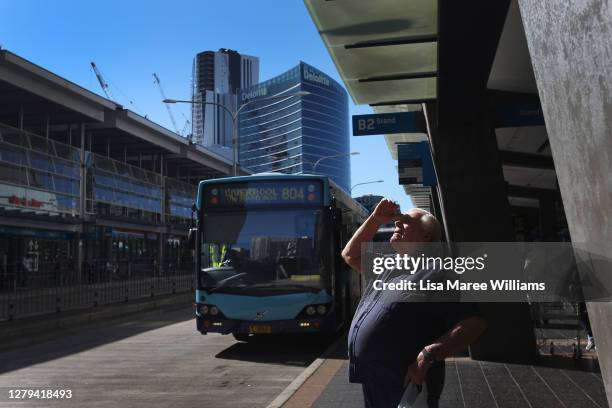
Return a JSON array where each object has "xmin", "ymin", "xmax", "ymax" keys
[
  {"xmin": 238, "ymin": 62, "xmax": 351, "ymax": 191},
  {"xmin": 0, "ymin": 126, "xmax": 81, "ymax": 218},
  {"xmin": 0, "ymin": 121, "xmax": 196, "ymax": 289}
]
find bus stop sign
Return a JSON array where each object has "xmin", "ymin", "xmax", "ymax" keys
[
  {"xmin": 352, "ymin": 112, "xmax": 426, "ymax": 136},
  {"xmin": 398, "ymin": 141, "xmax": 436, "ymax": 186}
]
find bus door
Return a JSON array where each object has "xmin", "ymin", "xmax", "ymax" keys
[{"xmin": 330, "ymin": 206, "xmax": 348, "ymax": 327}]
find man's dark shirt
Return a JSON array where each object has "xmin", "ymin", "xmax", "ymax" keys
[{"xmin": 348, "ymin": 266, "xmax": 480, "ymax": 400}]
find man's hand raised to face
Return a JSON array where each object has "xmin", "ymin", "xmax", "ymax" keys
[
  {"xmin": 372, "ymin": 199, "xmax": 401, "ymax": 225},
  {"xmin": 341, "ymin": 198, "xmax": 402, "ymax": 273}
]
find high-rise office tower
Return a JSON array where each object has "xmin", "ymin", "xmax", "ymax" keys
[
  {"xmin": 192, "ymin": 49, "xmax": 259, "ymax": 149},
  {"xmin": 238, "ymin": 62, "xmax": 351, "ymax": 191}
]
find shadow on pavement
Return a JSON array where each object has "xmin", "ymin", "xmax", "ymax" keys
[
  {"xmin": 215, "ymin": 333, "xmax": 338, "ymax": 367},
  {"xmin": 0, "ymin": 307, "xmax": 193, "ymax": 375}
]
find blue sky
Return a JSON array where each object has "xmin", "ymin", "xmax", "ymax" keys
[{"xmin": 0, "ymin": 0, "xmax": 413, "ymax": 209}]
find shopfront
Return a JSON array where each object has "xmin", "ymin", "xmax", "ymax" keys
[
  {"xmin": 107, "ymin": 228, "xmax": 158, "ymax": 279},
  {"xmin": 164, "ymin": 234, "xmax": 192, "ymax": 275},
  {"xmin": 0, "ymin": 225, "xmax": 76, "ymax": 290}
]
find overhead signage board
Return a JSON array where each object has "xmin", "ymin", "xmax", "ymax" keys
[
  {"xmin": 352, "ymin": 112, "xmax": 426, "ymax": 136},
  {"xmin": 398, "ymin": 142, "xmax": 436, "ymax": 186}
]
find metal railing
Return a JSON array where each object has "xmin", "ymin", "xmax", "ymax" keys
[{"xmin": 0, "ymin": 261, "xmax": 194, "ymax": 322}]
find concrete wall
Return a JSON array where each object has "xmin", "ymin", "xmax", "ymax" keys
[{"xmin": 518, "ymin": 0, "xmax": 612, "ymax": 404}]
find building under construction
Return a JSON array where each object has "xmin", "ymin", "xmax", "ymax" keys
[{"xmin": 192, "ymin": 49, "xmax": 259, "ymax": 149}]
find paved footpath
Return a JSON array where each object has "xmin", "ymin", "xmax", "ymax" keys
[
  {"xmin": 279, "ymin": 341, "xmax": 609, "ymax": 408},
  {"xmin": 0, "ymin": 307, "xmax": 331, "ymax": 408}
]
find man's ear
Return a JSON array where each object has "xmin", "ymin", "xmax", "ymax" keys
[{"xmin": 421, "ymin": 227, "xmax": 432, "ymax": 242}]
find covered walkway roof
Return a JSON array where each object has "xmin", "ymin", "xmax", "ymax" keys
[
  {"xmin": 304, "ymin": 0, "xmax": 437, "ymax": 106},
  {"xmin": 305, "ymin": 0, "xmax": 556, "ymax": 208}
]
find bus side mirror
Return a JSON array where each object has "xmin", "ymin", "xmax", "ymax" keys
[{"xmin": 188, "ymin": 228, "xmax": 196, "ymax": 250}]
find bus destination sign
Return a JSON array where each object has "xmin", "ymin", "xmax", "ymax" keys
[{"xmin": 203, "ymin": 180, "xmax": 323, "ymax": 208}]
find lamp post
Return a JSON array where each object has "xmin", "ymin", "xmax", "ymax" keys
[
  {"xmin": 311, "ymin": 151, "xmax": 359, "ymax": 174},
  {"xmin": 164, "ymin": 91, "xmax": 310, "ymax": 176},
  {"xmin": 350, "ymin": 180, "xmax": 384, "ymax": 195}
]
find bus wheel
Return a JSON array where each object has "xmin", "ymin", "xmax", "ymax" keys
[{"xmin": 232, "ymin": 333, "xmax": 251, "ymax": 342}]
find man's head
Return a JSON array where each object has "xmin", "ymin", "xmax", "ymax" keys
[{"xmin": 390, "ymin": 208, "xmax": 442, "ymax": 253}]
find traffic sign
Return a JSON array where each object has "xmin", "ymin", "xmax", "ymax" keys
[{"xmin": 352, "ymin": 112, "xmax": 426, "ymax": 136}]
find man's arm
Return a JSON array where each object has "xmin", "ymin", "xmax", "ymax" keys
[
  {"xmin": 341, "ymin": 199, "xmax": 399, "ymax": 273},
  {"xmin": 405, "ymin": 316, "xmax": 486, "ymax": 385},
  {"xmin": 341, "ymin": 214, "xmax": 383, "ymax": 273}
]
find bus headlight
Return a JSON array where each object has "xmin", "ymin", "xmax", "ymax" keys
[
  {"xmin": 299, "ymin": 304, "xmax": 330, "ymax": 318},
  {"xmin": 209, "ymin": 306, "xmax": 219, "ymax": 316},
  {"xmin": 200, "ymin": 305, "xmax": 209, "ymax": 315}
]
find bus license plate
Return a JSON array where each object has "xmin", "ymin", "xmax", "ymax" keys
[{"xmin": 249, "ymin": 325, "xmax": 272, "ymax": 334}]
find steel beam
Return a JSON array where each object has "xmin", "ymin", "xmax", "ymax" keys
[{"xmin": 499, "ymin": 150, "xmax": 554, "ymax": 169}]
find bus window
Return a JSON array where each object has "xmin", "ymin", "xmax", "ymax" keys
[{"xmin": 199, "ymin": 209, "xmax": 328, "ymax": 294}]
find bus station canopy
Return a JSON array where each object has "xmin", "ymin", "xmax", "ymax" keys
[
  {"xmin": 305, "ymin": 0, "xmax": 558, "ymax": 209},
  {"xmin": 304, "ymin": 0, "xmax": 437, "ymax": 106}
]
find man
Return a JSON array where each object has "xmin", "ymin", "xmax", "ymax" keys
[{"xmin": 342, "ymin": 199, "xmax": 486, "ymax": 408}]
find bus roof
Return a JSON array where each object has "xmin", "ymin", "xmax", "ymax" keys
[{"xmin": 197, "ymin": 172, "xmax": 329, "ymax": 185}]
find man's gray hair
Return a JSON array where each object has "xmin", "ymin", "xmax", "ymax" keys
[{"xmin": 419, "ymin": 211, "xmax": 442, "ymax": 242}]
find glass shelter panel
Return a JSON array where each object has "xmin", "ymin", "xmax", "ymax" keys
[{"xmin": 0, "ymin": 123, "xmax": 80, "ymax": 217}]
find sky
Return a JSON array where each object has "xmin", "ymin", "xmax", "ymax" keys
[{"xmin": 0, "ymin": 0, "xmax": 413, "ymax": 209}]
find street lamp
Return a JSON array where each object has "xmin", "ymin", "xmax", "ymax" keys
[
  {"xmin": 164, "ymin": 90, "xmax": 310, "ymax": 176},
  {"xmin": 311, "ymin": 151, "xmax": 359, "ymax": 174},
  {"xmin": 350, "ymin": 180, "xmax": 384, "ymax": 194}
]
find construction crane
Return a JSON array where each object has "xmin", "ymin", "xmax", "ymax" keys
[
  {"xmin": 180, "ymin": 112, "xmax": 191, "ymax": 137},
  {"xmin": 153, "ymin": 73, "xmax": 180, "ymax": 134},
  {"xmin": 90, "ymin": 62, "xmax": 112, "ymax": 99}
]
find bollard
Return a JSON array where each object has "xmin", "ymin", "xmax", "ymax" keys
[{"xmin": 549, "ymin": 341, "xmax": 554, "ymax": 355}]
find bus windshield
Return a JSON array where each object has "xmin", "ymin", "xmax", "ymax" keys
[{"xmin": 199, "ymin": 209, "xmax": 329, "ymax": 295}]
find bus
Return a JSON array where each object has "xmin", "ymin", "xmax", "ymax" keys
[
  {"xmin": 191, "ymin": 173, "xmax": 368, "ymax": 341},
  {"xmin": 374, "ymin": 224, "xmax": 395, "ymax": 243}
]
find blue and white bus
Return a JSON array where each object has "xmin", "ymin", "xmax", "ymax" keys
[{"xmin": 192, "ymin": 173, "xmax": 368, "ymax": 341}]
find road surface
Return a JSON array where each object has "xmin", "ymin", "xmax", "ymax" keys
[{"xmin": 0, "ymin": 307, "xmax": 332, "ymax": 407}]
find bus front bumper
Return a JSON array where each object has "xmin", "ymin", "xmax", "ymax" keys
[{"xmin": 196, "ymin": 315, "xmax": 333, "ymax": 335}]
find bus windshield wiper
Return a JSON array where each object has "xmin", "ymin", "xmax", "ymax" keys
[{"xmin": 207, "ymin": 272, "xmax": 248, "ymax": 293}]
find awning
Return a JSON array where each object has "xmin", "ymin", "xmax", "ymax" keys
[{"xmin": 304, "ymin": 0, "xmax": 438, "ymax": 106}]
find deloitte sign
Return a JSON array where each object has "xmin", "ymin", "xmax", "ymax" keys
[
  {"xmin": 303, "ymin": 66, "xmax": 330, "ymax": 87},
  {"xmin": 241, "ymin": 87, "xmax": 268, "ymax": 102}
]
